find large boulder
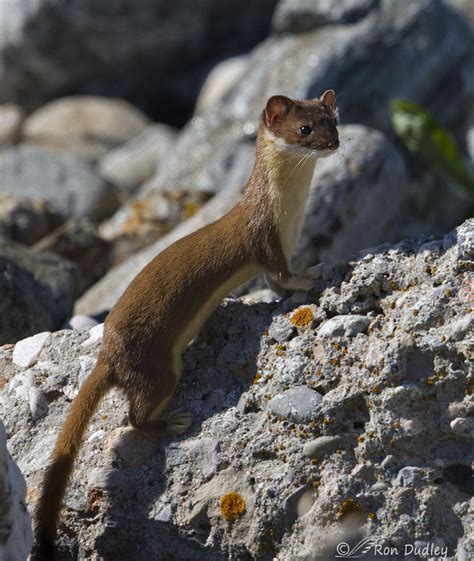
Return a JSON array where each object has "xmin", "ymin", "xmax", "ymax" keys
[
  {"xmin": 0, "ymin": 0, "xmax": 279, "ymax": 125},
  {"xmin": 0, "ymin": 146, "xmax": 119, "ymax": 220},
  {"xmin": 0, "ymin": 420, "xmax": 32, "ymax": 561},
  {"xmin": 22, "ymin": 96, "xmax": 150, "ymax": 162},
  {"xmin": 1, "ymin": 219, "xmax": 472, "ymax": 559},
  {"xmin": 0, "ymin": 238, "xmax": 79, "ymax": 345}
]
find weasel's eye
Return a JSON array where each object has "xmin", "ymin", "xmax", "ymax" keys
[{"xmin": 298, "ymin": 125, "xmax": 312, "ymax": 136}]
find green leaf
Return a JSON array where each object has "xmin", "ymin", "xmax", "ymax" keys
[{"xmin": 391, "ymin": 99, "xmax": 474, "ymax": 201}]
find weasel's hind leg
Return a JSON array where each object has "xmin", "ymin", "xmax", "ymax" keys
[{"xmin": 127, "ymin": 373, "xmax": 193, "ymax": 436}]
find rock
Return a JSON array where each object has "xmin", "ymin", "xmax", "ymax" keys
[
  {"xmin": 106, "ymin": 427, "xmax": 159, "ymax": 468},
  {"xmin": 23, "ymin": 96, "xmax": 150, "ymax": 161},
  {"xmin": 33, "ymin": 218, "xmax": 113, "ymax": 294},
  {"xmin": 268, "ymin": 315, "xmax": 295, "ymax": 343},
  {"xmin": 294, "ymin": 125, "xmax": 410, "ymax": 271},
  {"xmin": 0, "ymin": 194, "xmax": 63, "ymax": 245},
  {"xmin": 318, "ymin": 315, "xmax": 369, "ymax": 338},
  {"xmin": 267, "ymin": 386, "xmax": 323, "ymax": 423},
  {"xmin": 1, "ymin": 219, "xmax": 472, "ymax": 560},
  {"xmin": 396, "ymin": 466, "xmax": 426, "ymax": 487},
  {"xmin": 303, "ymin": 435, "xmax": 346, "ymax": 459},
  {"xmin": 183, "ymin": 437, "xmax": 220, "ymax": 480},
  {"xmin": 64, "ymin": 315, "xmax": 99, "ymax": 331},
  {"xmin": 8, "ymin": 369, "xmax": 49, "ymax": 421},
  {"xmin": 195, "ymin": 56, "xmax": 250, "ymax": 113},
  {"xmin": 282, "ymin": 484, "xmax": 315, "ymax": 527},
  {"xmin": 0, "ymin": 146, "xmax": 119, "ymax": 220},
  {"xmin": 99, "ymin": 124, "xmax": 177, "ymax": 196},
  {"xmin": 0, "ymin": 0, "xmax": 279, "ymax": 125},
  {"xmin": 450, "ymin": 417, "xmax": 474, "ymax": 436},
  {"xmin": 0, "ymin": 421, "xmax": 32, "ymax": 561},
  {"xmin": 12, "ymin": 332, "xmax": 50, "ymax": 368},
  {"xmin": 0, "ymin": 238, "xmax": 78, "ymax": 345},
  {"xmin": 81, "ymin": 323, "xmax": 104, "ymax": 348},
  {"xmin": 0, "ymin": 103, "xmax": 23, "ymax": 144},
  {"xmin": 272, "ymin": 0, "xmax": 379, "ymax": 33}
]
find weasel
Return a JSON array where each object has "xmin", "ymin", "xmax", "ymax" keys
[{"xmin": 31, "ymin": 91, "xmax": 339, "ymax": 560}]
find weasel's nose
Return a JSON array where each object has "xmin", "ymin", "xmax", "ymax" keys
[{"xmin": 327, "ymin": 139, "xmax": 339, "ymax": 150}]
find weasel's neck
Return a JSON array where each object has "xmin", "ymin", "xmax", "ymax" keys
[{"xmin": 252, "ymin": 130, "xmax": 317, "ymax": 266}]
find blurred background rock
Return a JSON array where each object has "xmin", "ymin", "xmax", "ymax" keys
[{"xmin": 0, "ymin": 0, "xmax": 473, "ymax": 339}]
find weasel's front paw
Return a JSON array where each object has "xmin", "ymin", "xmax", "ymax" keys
[{"xmin": 166, "ymin": 409, "xmax": 194, "ymax": 434}]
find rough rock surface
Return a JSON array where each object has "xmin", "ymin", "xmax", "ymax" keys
[
  {"xmin": 1, "ymin": 219, "xmax": 472, "ymax": 560},
  {"xmin": 0, "ymin": 0, "xmax": 278, "ymax": 125},
  {"xmin": 0, "ymin": 146, "xmax": 119, "ymax": 220},
  {"xmin": 0, "ymin": 238, "xmax": 79, "ymax": 345},
  {"xmin": 0, "ymin": 421, "xmax": 32, "ymax": 561}
]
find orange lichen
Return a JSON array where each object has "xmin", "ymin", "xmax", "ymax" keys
[
  {"xmin": 337, "ymin": 499, "xmax": 364, "ymax": 520},
  {"xmin": 290, "ymin": 307, "xmax": 314, "ymax": 327},
  {"xmin": 253, "ymin": 373, "xmax": 262, "ymax": 384},
  {"xmin": 220, "ymin": 491, "xmax": 246, "ymax": 521}
]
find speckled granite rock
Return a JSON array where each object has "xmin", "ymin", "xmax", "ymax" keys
[{"xmin": 1, "ymin": 219, "xmax": 472, "ymax": 560}]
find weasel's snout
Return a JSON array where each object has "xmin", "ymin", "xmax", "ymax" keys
[{"xmin": 327, "ymin": 139, "xmax": 339, "ymax": 150}]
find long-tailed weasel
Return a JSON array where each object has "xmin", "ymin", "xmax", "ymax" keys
[{"xmin": 31, "ymin": 91, "xmax": 339, "ymax": 560}]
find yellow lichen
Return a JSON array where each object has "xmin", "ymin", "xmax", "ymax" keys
[
  {"xmin": 220, "ymin": 491, "xmax": 246, "ymax": 521},
  {"xmin": 291, "ymin": 307, "xmax": 314, "ymax": 327},
  {"xmin": 337, "ymin": 499, "xmax": 364, "ymax": 520}
]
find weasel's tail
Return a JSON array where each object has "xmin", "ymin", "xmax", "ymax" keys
[{"xmin": 31, "ymin": 359, "xmax": 112, "ymax": 561}]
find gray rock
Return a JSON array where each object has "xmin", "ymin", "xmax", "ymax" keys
[
  {"xmin": 1, "ymin": 219, "xmax": 473, "ymax": 560},
  {"xmin": 294, "ymin": 125, "xmax": 409, "ymax": 271},
  {"xmin": 282, "ymin": 484, "xmax": 314, "ymax": 527},
  {"xmin": 318, "ymin": 315, "xmax": 369, "ymax": 338},
  {"xmin": 0, "ymin": 421, "xmax": 32, "ymax": 561},
  {"xmin": 267, "ymin": 386, "xmax": 323, "ymax": 423},
  {"xmin": 22, "ymin": 96, "xmax": 150, "ymax": 161},
  {"xmin": 303, "ymin": 435, "xmax": 346, "ymax": 459},
  {"xmin": 0, "ymin": 103, "xmax": 23, "ymax": 145},
  {"xmin": 268, "ymin": 315, "xmax": 295, "ymax": 343},
  {"xmin": 272, "ymin": 0, "xmax": 379, "ymax": 33},
  {"xmin": 0, "ymin": 0, "xmax": 279, "ymax": 124},
  {"xmin": 0, "ymin": 194, "xmax": 63, "ymax": 246},
  {"xmin": 12, "ymin": 332, "xmax": 50, "ymax": 368},
  {"xmin": 396, "ymin": 466, "xmax": 426, "ymax": 487},
  {"xmin": 99, "ymin": 124, "xmax": 177, "ymax": 196},
  {"xmin": 0, "ymin": 146, "xmax": 119, "ymax": 220},
  {"xmin": 0, "ymin": 238, "xmax": 79, "ymax": 345},
  {"xmin": 195, "ymin": 56, "xmax": 250, "ymax": 113}
]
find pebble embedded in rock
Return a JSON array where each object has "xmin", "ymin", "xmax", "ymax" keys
[
  {"xmin": 303, "ymin": 435, "xmax": 345, "ymax": 459},
  {"xmin": 318, "ymin": 315, "xmax": 369, "ymax": 338},
  {"xmin": 396, "ymin": 466, "xmax": 425, "ymax": 487},
  {"xmin": 268, "ymin": 315, "xmax": 295, "ymax": 343},
  {"xmin": 12, "ymin": 332, "xmax": 50, "ymax": 368},
  {"xmin": 283, "ymin": 485, "xmax": 314, "ymax": 527},
  {"xmin": 81, "ymin": 323, "xmax": 104, "ymax": 348},
  {"xmin": 106, "ymin": 426, "xmax": 159, "ymax": 467},
  {"xmin": 267, "ymin": 386, "xmax": 322, "ymax": 423},
  {"xmin": 450, "ymin": 417, "xmax": 474, "ymax": 436}
]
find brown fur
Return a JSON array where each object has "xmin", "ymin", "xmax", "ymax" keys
[{"xmin": 31, "ymin": 92, "xmax": 339, "ymax": 560}]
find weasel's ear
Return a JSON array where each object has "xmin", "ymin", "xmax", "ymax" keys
[
  {"xmin": 265, "ymin": 95, "xmax": 294, "ymax": 126},
  {"xmin": 320, "ymin": 89, "xmax": 336, "ymax": 109}
]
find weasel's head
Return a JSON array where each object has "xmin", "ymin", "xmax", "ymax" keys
[{"xmin": 261, "ymin": 91, "xmax": 339, "ymax": 157}]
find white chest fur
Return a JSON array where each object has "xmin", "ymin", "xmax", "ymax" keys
[{"xmin": 262, "ymin": 134, "xmax": 317, "ymax": 265}]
